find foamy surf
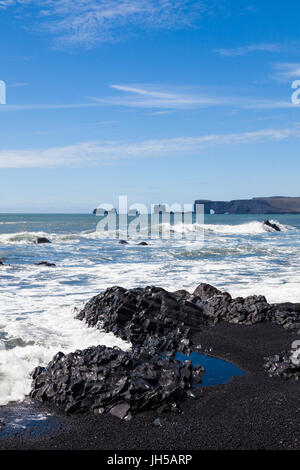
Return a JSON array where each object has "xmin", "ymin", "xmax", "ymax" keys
[
  {"xmin": 0, "ymin": 300, "xmax": 130, "ymax": 406},
  {"xmin": 0, "ymin": 220, "xmax": 293, "ymax": 245}
]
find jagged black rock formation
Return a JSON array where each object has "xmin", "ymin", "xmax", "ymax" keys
[
  {"xmin": 30, "ymin": 346, "xmax": 203, "ymax": 417},
  {"xmin": 76, "ymin": 286, "xmax": 209, "ymax": 353},
  {"xmin": 30, "ymin": 282, "xmax": 300, "ymax": 417},
  {"xmin": 186, "ymin": 283, "xmax": 299, "ymax": 330},
  {"xmin": 35, "ymin": 261, "xmax": 56, "ymax": 267},
  {"xmin": 193, "ymin": 283, "xmax": 223, "ymax": 300},
  {"xmin": 0, "ymin": 261, "xmax": 3, "ymax": 266},
  {"xmin": 77, "ymin": 284, "xmax": 300, "ymax": 348},
  {"xmin": 272, "ymin": 303, "xmax": 300, "ymax": 331},
  {"xmin": 264, "ymin": 350, "xmax": 300, "ymax": 380},
  {"xmin": 34, "ymin": 237, "xmax": 51, "ymax": 244},
  {"xmin": 263, "ymin": 220, "xmax": 281, "ymax": 232},
  {"xmin": 174, "ymin": 289, "xmax": 191, "ymax": 300}
]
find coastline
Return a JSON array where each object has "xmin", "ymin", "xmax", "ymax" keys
[{"xmin": 0, "ymin": 321, "xmax": 298, "ymax": 450}]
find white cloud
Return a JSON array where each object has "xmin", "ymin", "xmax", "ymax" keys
[
  {"xmin": 1, "ymin": 126, "xmax": 299, "ymax": 168},
  {"xmin": 99, "ymin": 84, "xmax": 232, "ymax": 109},
  {"xmin": 92, "ymin": 83, "xmax": 297, "ymax": 110},
  {"xmin": 272, "ymin": 63, "xmax": 300, "ymax": 82},
  {"xmin": 1, "ymin": 0, "xmax": 208, "ymax": 46},
  {"xmin": 0, "ymin": 83, "xmax": 297, "ymax": 112},
  {"xmin": 214, "ymin": 43, "xmax": 282, "ymax": 57}
]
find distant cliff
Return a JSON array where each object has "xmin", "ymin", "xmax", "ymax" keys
[{"xmin": 194, "ymin": 197, "xmax": 300, "ymax": 214}]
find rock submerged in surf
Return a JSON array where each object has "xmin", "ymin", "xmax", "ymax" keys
[
  {"xmin": 35, "ymin": 261, "xmax": 56, "ymax": 267},
  {"xmin": 263, "ymin": 220, "xmax": 281, "ymax": 232},
  {"xmin": 34, "ymin": 237, "xmax": 51, "ymax": 244}
]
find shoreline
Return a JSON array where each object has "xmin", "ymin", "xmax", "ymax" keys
[{"xmin": 0, "ymin": 321, "xmax": 299, "ymax": 450}]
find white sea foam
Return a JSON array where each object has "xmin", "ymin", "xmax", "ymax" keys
[
  {"xmin": 0, "ymin": 280, "xmax": 130, "ymax": 405},
  {"xmin": 0, "ymin": 220, "xmax": 293, "ymax": 245}
]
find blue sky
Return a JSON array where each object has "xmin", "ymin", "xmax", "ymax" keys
[{"xmin": 0, "ymin": 0, "xmax": 300, "ymax": 212}]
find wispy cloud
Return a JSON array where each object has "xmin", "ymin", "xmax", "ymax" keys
[
  {"xmin": 214, "ymin": 43, "xmax": 282, "ymax": 57},
  {"xmin": 96, "ymin": 84, "xmax": 232, "ymax": 109},
  {"xmin": 272, "ymin": 63, "xmax": 300, "ymax": 82},
  {"xmin": 91, "ymin": 83, "xmax": 297, "ymax": 111},
  {"xmin": 1, "ymin": 126, "xmax": 299, "ymax": 168},
  {"xmin": 1, "ymin": 0, "xmax": 208, "ymax": 47},
  {"xmin": 0, "ymin": 0, "xmax": 14, "ymax": 8},
  {"xmin": 0, "ymin": 83, "xmax": 297, "ymax": 112}
]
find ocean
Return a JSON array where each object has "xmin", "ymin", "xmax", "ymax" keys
[{"xmin": 0, "ymin": 212, "xmax": 299, "ymax": 406}]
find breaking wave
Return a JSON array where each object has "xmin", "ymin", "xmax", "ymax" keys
[{"xmin": 0, "ymin": 220, "xmax": 294, "ymax": 245}]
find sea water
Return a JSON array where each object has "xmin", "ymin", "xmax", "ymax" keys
[{"xmin": 0, "ymin": 213, "xmax": 299, "ymax": 405}]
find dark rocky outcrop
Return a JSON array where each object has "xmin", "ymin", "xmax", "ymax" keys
[
  {"xmin": 0, "ymin": 261, "xmax": 3, "ymax": 266},
  {"xmin": 35, "ymin": 261, "xmax": 56, "ymax": 267},
  {"xmin": 174, "ymin": 290, "xmax": 191, "ymax": 300},
  {"xmin": 30, "ymin": 282, "xmax": 300, "ymax": 418},
  {"xmin": 193, "ymin": 283, "xmax": 223, "ymax": 301},
  {"xmin": 137, "ymin": 242, "xmax": 148, "ymax": 246},
  {"xmin": 271, "ymin": 303, "xmax": 300, "ymax": 331},
  {"xmin": 34, "ymin": 237, "xmax": 51, "ymax": 244},
  {"xmin": 76, "ymin": 286, "xmax": 209, "ymax": 353},
  {"xmin": 119, "ymin": 240, "xmax": 129, "ymax": 245},
  {"xmin": 178, "ymin": 283, "xmax": 300, "ymax": 330},
  {"xmin": 263, "ymin": 220, "xmax": 281, "ymax": 232},
  {"xmin": 30, "ymin": 346, "xmax": 203, "ymax": 417},
  {"xmin": 77, "ymin": 284, "xmax": 300, "ymax": 346}
]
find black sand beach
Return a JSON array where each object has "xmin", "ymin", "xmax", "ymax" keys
[{"xmin": 1, "ymin": 322, "xmax": 299, "ymax": 451}]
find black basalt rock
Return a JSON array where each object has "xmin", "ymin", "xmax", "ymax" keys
[
  {"xmin": 35, "ymin": 261, "xmax": 56, "ymax": 267},
  {"xmin": 174, "ymin": 290, "xmax": 191, "ymax": 300},
  {"xmin": 30, "ymin": 345, "xmax": 201, "ymax": 417},
  {"xmin": 263, "ymin": 220, "xmax": 281, "ymax": 232},
  {"xmin": 272, "ymin": 303, "xmax": 300, "ymax": 331},
  {"xmin": 77, "ymin": 286, "xmax": 209, "ymax": 352},
  {"xmin": 191, "ymin": 283, "xmax": 293, "ymax": 328},
  {"xmin": 29, "ymin": 281, "xmax": 300, "ymax": 417},
  {"xmin": 193, "ymin": 283, "xmax": 224, "ymax": 300},
  {"xmin": 35, "ymin": 237, "xmax": 51, "ymax": 244}
]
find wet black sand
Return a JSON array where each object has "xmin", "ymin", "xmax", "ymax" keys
[{"xmin": 0, "ymin": 322, "xmax": 299, "ymax": 450}]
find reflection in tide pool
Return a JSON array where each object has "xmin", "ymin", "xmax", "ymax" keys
[{"xmin": 175, "ymin": 352, "xmax": 245, "ymax": 386}]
